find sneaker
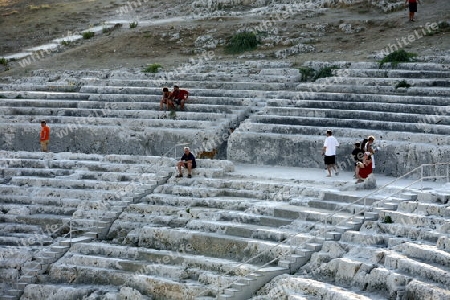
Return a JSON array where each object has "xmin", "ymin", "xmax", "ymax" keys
[
  {"xmin": 335, "ymin": 171, "xmax": 339, "ymax": 176},
  {"xmin": 188, "ymin": 174, "xmax": 192, "ymax": 178},
  {"xmin": 175, "ymin": 174, "xmax": 183, "ymax": 178},
  {"xmin": 355, "ymin": 179, "xmax": 364, "ymax": 184}
]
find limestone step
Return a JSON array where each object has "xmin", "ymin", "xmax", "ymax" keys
[
  {"xmin": 240, "ymin": 122, "xmax": 450, "ymax": 145},
  {"xmin": 384, "ymin": 251, "xmax": 450, "ymax": 287},
  {"xmin": 371, "ymin": 221, "xmax": 442, "ymax": 244},
  {"xmin": 274, "ymin": 204, "xmax": 360, "ymax": 226},
  {"xmin": 249, "ymin": 115, "xmax": 450, "ymax": 135},
  {"xmin": 134, "ymin": 226, "xmax": 293, "ymax": 262},
  {"xmin": 262, "ymin": 107, "xmax": 450, "ymax": 125}
]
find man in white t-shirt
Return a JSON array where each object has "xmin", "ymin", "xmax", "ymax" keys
[{"xmin": 322, "ymin": 130, "xmax": 339, "ymax": 177}]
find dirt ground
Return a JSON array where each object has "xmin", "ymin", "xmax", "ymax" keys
[{"xmin": 0, "ymin": 0, "xmax": 449, "ymax": 76}]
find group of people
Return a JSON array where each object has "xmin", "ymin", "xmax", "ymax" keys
[
  {"xmin": 160, "ymin": 85, "xmax": 189, "ymax": 111},
  {"xmin": 322, "ymin": 130, "xmax": 377, "ymax": 184}
]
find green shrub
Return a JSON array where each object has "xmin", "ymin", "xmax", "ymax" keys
[
  {"xmin": 225, "ymin": 32, "xmax": 258, "ymax": 54},
  {"xmin": 142, "ymin": 63, "xmax": 162, "ymax": 73},
  {"xmin": 383, "ymin": 216, "xmax": 393, "ymax": 223},
  {"xmin": 82, "ymin": 31, "xmax": 95, "ymax": 39},
  {"xmin": 298, "ymin": 67, "xmax": 316, "ymax": 82},
  {"xmin": 379, "ymin": 49, "xmax": 417, "ymax": 68},
  {"xmin": 60, "ymin": 40, "xmax": 71, "ymax": 46},
  {"xmin": 0, "ymin": 57, "xmax": 7, "ymax": 66},
  {"xmin": 129, "ymin": 21, "xmax": 138, "ymax": 29},
  {"xmin": 313, "ymin": 66, "xmax": 338, "ymax": 81},
  {"xmin": 395, "ymin": 79, "xmax": 411, "ymax": 89}
]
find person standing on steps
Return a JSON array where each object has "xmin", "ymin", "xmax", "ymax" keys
[
  {"xmin": 405, "ymin": 0, "xmax": 420, "ymax": 22},
  {"xmin": 39, "ymin": 120, "xmax": 50, "ymax": 152},
  {"xmin": 364, "ymin": 135, "xmax": 377, "ymax": 169},
  {"xmin": 351, "ymin": 142, "xmax": 365, "ymax": 179},
  {"xmin": 176, "ymin": 147, "xmax": 196, "ymax": 178},
  {"xmin": 322, "ymin": 130, "xmax": 339, "ymax": 177}
]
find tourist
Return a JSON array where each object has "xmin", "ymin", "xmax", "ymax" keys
[
  {"xmin": 355, "ymin": 152, "xmax": 373, "ymax": 183},
  {"xmin": 160, "ymin": 87, "xmax": 171, "ymax": 111},
  {"xmin": 176, "ymin": 147, "xmax": 196, "ymax": 178},
  {"xmin": 322, "ymin": 130, "xmax": 339, "ymax": 177},
  {"xmin": 351, "ymin": 142, "xmax": 364, "ymax": 178},
  {"xmin": 405, "ymin": 0, "xmax": 420, "ymax": 22},
  {"xmin": 169, "ymin": 85, "xmax": 189, "ymax": 110},
  {"xmin": 364, "ymin": 135, "xmax": 377, "ymax": 169},
  {"xmin": 40, "ymin": 120, "xmax": 50, "ymax": 152}
]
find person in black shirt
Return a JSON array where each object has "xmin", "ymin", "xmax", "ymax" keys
[
  {"xmin": 351, "ymin": 142, "xmax": 364, "ymax": 179},
  {"xmin": 176, "ymin": 147, "xmax": 196, "ymax": 178}
]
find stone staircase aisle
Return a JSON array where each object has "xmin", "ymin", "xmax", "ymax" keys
[{"xmin": 0, "ymin": 151, "xmax": 174, "ymax": 300}]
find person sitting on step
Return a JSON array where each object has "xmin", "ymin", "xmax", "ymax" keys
[
  {"xmin": 355, "ymin": 152, "xmax": 373, "ymax": 184},
  {"xmin": 160, "ymin": 87, "xmax": 171, "ymax": 111},
  {"xmin": 169, "ymin": 85, "xmax": 189, "ymax": 110},
  {"xmin": 176, "ymin": 147, "xmax": 196, "ymax": 178}
]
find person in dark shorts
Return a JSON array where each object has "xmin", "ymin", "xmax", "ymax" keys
[
  {"xmin": 176, "ymin": 147, "xmax": 196, "ymax": 178},
  {"xmin": 405, "ymin": 0, "xmax": 420, "ymax": 22},
  {"xmin": 322, "ymin": 130, "xmax": 339, "ymax": 177}
]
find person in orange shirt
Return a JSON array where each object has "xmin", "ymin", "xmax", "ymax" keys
[{"xmin": 40, "ymin": 120, "xmax": 50, "ymax": 152}]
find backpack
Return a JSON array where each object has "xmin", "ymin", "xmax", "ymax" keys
[{"xmin": 361, "ymin": 138, "xmax": 369, "ymax": 152}]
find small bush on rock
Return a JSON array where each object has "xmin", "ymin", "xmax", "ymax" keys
[
  {"xmin": 82, "ymin": 31, "xmax": 95, "ymax": 39},
  {"xmin": 383, "ymin": 216, "xmax": 393, "ymax": 223},
  {"xmin": 225, "ymin": 32, "xmax": 258, "ymax": 54},
  {"xmin": 379, "ymin": 49, "xmax": 416, "ymax": 68},
  {"xmin": 142, "ymin": 64, "xmax": 162, "ymax": 73},
  {"xmin": 395, "ymin": 80, "xmax": 411, "ymax": 89},
  {"xmin": 313, "ymin": 66, "xmax": 338, "ymax": 81}
]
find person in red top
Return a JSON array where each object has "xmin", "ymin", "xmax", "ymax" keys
[
  {"xmin": 40, "ymin": 120, "xmax": 50, "ymax": 152},
  {"xmin": 169, "ymin": 85, "xmax": 189, "ymax": 110},
  {"xmin": 405, "ymin": 0, "xmax": 420, "ymax": 22},
  {"xmin": 355, "ymin": 152, "xmax": 372, "ymax": 184}
]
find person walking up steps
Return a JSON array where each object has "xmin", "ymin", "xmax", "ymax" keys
[
  {"xmin": 322, "ymin": 130, "xmax": 339, "ymax": 177},
  {"xmin": 405, "ymin": 0, "xmax": 420, "ymax": 22},
  {"xmin": 39, "ymin": 120, "xmax": 50, "ymax": 152}
]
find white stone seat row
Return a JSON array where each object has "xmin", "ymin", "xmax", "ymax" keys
[
  {"xmin": 238, "ymin": 122, "xmax": 450, "ymax": 145},
  {"xmin": 87, "ymin": 93, "xmax": 257, "ymax": 106},
  {"xmin": 260, "ymin": 107, "xmax": 450, "ymax": 126},
  {"xmin": 304, "ymin": 60, "xmax": 450, "ymax": 71},
  {"xmin": 316, "ymin": 76, "xmax": 450, "ymax": 87},
  {"xmin": 295, "ymin": 82, "xmax": 450, "ymax": 97},
  {"xmin": 266, "ymin": 91, "xmax": 449, "ymax": 105},
  {"xmin": 334, "ymin": 68, "xmax": 450, "ymax": 79},
  {"xmin": 0, "ymin": 106, "xmax": 234, "ymax": 122},
  {"xmin": 267, "ymin": 99, "xmax": 447, "ymax": 116},
  {"xmin": 0, "ymin": 97, "xmax": 251, "ymax": 116}
]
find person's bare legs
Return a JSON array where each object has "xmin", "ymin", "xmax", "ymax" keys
[
  {"xmin": 187, "ymin": 162, "xmax": 192, "ymax": 176},
  {"xmin": 177, "ymin": 161, "xmax": 184, "ymax": 176},
  {"xmin": 180, "ymin": 99, "xmax": 185, "ymax": 110}
]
